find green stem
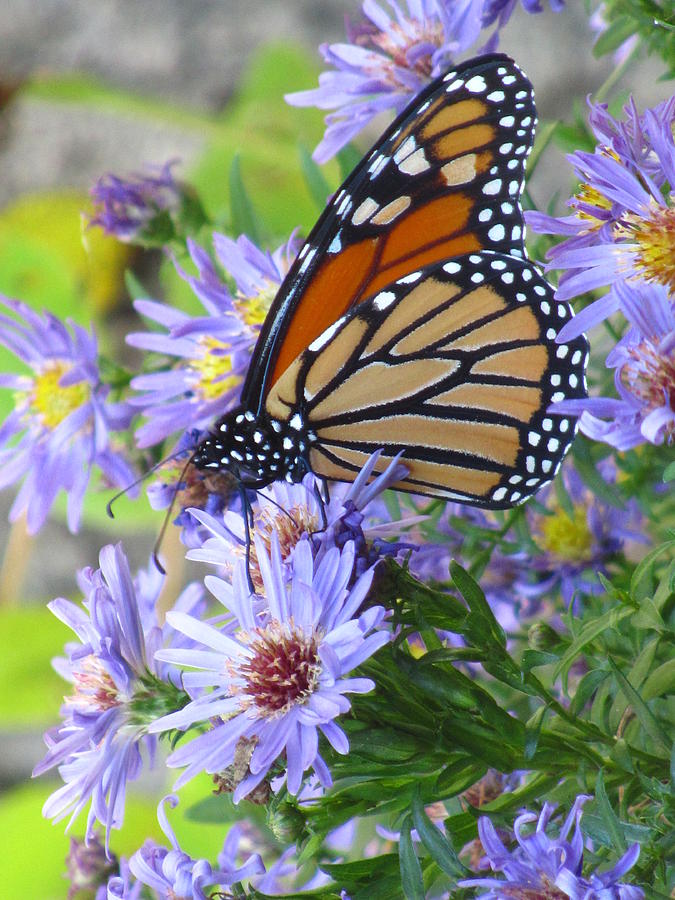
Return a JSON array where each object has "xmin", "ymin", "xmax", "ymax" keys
[{"xmin": 592, "ymin": 38, "xmax": 643, "ymax": 104}]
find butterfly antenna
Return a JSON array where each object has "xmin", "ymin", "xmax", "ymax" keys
[
  {"xmin": 252, "ymin": 488, "xmax": 297, "ymax": 527},
  {"xmin": 151, "ymin": 454, "xmax": 194, "ymax": 575},
  {"xmin": 106, "ymin": 449, "xmax": 186, "ymax": 519}
]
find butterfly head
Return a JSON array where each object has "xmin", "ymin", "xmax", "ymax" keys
[{"xmin": 192, "ymin": 406, "xmax": 316, "ymax": 489}]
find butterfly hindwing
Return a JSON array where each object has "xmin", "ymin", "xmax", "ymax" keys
[
  {"xmin": 242, "ymin": 53, "xmax": 537, "ymax": 411},
  {"xmin": 265, "ymin": 252, "xmax": 588, "ymax": 508}
]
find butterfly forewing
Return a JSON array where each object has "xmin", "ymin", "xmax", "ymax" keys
[
  {"xmin": 265, "ymin": 252, "xmax": 588, "ymax": 508},
  {"xmin": 242, "ymin": 53, "xmax": 537, "ymax": 412}
]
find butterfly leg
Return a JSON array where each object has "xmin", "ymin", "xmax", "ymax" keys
[{"xmin": 239, "ymin": 483, "xmax": 256, "ymax": 595}]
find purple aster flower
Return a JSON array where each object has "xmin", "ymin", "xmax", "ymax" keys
[
  {"xmin": 127, "ymin": 231, "xmax": 300, "ymax": 447},
  {"xmin": 285, "ymin": 1, "xmax": 486, "ymax": 162},
  {"xmin": 129, "ymin": 795, "xmax": 264, "ymax": 899},
  {"xmin": 89, "ymin": 160, "xmax": 184, "ymax": 244},
  {"xmin": 0, "ymin": 298, "xmax": 135, "ymax": 533},
  {"xmin": 554, "ymin": 281, "xmax": 675, "ymax": 449},
  {"xmin": 526, "ymin": 95, "xmax": 675, "ymax": 341},
  {"xmin": 519, "ymin": 458, "xmax": 645, "ymax": 606},
  {"xmin": 459, "ymin": 795, "xmax": 644, "ymax": 898},
  {"xmin": 185, "ymin": 449, "xmax": 411, "ymax": 590},
  {"xmin": 102, "ymin": 859, "xmax": 141, "ymax": 900},
  {"xmin": 33, "ymin": 543, "xmax": 206, "ymax": 847},
  {"xmin": 482, "ymin": 0, "xmax": 564, "ymax": 28},
  {"xmin": 149, "ymin": 534, "xmax": 390, "ymax": 802}
]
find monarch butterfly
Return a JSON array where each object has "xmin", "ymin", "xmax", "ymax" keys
[{"xmin": 192, "ymin": 53, "xmax": 588, "ymax": 513}]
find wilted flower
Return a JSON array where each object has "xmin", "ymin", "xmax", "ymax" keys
[
  {"xmin": 554, "ymin": 281, "xmax": 675, "ymax": 449},
  {"xmin": 127, "ymin": 232, "xmax": 299, "ymax": 447},
  {"xmin": 129, "ymin": 795, "xmax": 264, "ymax": 898},
  {"xmin": 65, "ymin": 834, "xmax": 121, "ymax": 899},
  {"xmin": 89, "ymin": 160, "xmax": 184, "ymax": 244},
  {"xmin": 149, "ymin": 535, "xmax": 390, "ymax": 802},
  {"xmin": 459, "ymin": 795, "xmax": 644, "ymax": 898},
  {"xmin": 285, "ymin": 0, "xmax": 486, "ymax": 162},
  {"xmin": 0, "ymin": 298, "xmax": 135, "ymax": 533},
  {"xmin": 33, "ymin": 544, "xmax": 205, "ymax": 846},
  {"xmin": 526, "ymin": 95, "xmax": 675, "ymax": 340}
]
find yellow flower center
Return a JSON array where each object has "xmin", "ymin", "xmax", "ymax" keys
[
  {"xmin": 621, "ymin": 339, "xmax": 675, "ymax": 438},
  {"xmin": 234, "ymin": 281, "xmax": 279, "ymax": 327},
  {"xmin": 186, "ymin": 336, "xmax": 242, "ymax": 401},
  {"xmin": 21, "ymin": 360, "xmax": 91, "ymax": 430},
  {"xmin": 617, "ymin": 198, "xmax": 675, "ymax": 293},
  {"xmin": 538, "ymin": 504, "xmax": 593, "ymax": 562},
  {"xmin": 573, "ymin": 148, "xmax": 619, "ymax": 231}
]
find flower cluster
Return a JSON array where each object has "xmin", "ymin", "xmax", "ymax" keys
[
  {"xmin": 527, "ymin": 94, "xmax": 675, "ymax": 451},
  {"xmin": 1, "ymin": 2, "xmax": 666, "ymax": 898}
]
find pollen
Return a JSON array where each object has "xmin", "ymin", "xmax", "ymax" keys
[
  {"xmin": 242, "ymin": 503, "xmax": 320, "ymax": 593},
  {"xmin": 536, "ymin": 503, "xmax": 593, "ymax": 562},
  {"xmin": 621, "ymin": 337, "xmax": 675, "ymax": 440},
  {"xmin": 22, "ymin": 360, "xmax": 91, "ymax": 430},
  {"xmin": 235, "ymin": 620, "xmax": 322, "ymax": 718},
  {"xmin": 367, "ymin": 19, "xmax": 444, "ymax": 80},
  {"xmin": 573, "ymin": 148, "xmax": 618, "ymax": 232},
  {"xmin": 67, "ymin": 656, "xmax": 120, "ymax": 713},
  {"xmin": 618, "ymin": 200, "xmax": 675, "ymax": 293},
  {"xmin": 234, "ymin": 281, "xmax": 279, "ymax": 327},
  {"xmin": 186, "ymin": 336, "xmax": 242, "ymax": 401}
]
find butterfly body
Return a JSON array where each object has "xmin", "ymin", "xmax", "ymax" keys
[{"xmin": 193, "ymin": 53, "xmax": 588, "ymax": 509}]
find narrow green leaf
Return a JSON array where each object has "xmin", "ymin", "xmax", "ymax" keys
[
  {"xmin": 569, "ymin": 669, "xmax": 609, "ymax": 717},
  {"xmin": 399, "ymin": 816, "xmax": 424, "ymax": 900},
  {"xmin": 593, "ymin": 15, "xmax": 637, "ymax": 56},
  {"xmin": 572, "ymin": 439, "xmax": 625, "ymax": 508},
  {"xmin": 524, "ymin": 705, "xmax": 547, "ymax": 761},
  {"xmin": 450, "ymin": 560, "xmax": 506, "ymax": 648},
  {"xmin": 630, "ymin": 539, "xmax": 675, "ymax": 601},
  {"xmin": 229, "ymin": 153, "xmax": 260, "ymax": 243},
  {"xmin": 641, "ymin": 659, "xmax": 675, "ymax": 701},
  {"xmin": 553, "ymin": 605, "xmax": 633, "ymax": 680},
  {"xmin": 594, "ymin": 770, "xmax": 626, "ymax": 854},
  {"xmin": 411, "ymin": 787, "xmax": 468, "ymax": 878},
  {"xmin": 608, "ymin": 657, "xmax": 671, "ymax": 756}
]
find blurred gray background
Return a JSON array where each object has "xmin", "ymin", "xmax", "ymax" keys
[{"xmin": 0, "ymin": 1, "xmax": 668, "ymax": 778}]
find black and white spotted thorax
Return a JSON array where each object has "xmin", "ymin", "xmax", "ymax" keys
[{"xmin": 192, "ymin": 406, "xmax": 318, "ymax": 488}]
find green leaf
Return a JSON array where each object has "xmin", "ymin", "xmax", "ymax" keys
[
  {"xmin": 572, "ymin": 439, "xmax": 625, "ymax": 509},
  {"xmin": 435, "ymin": 758, "xmax": 488, "ymax": 796},
  {"xmin": 630, "ymin": 539, "xmax": 675, "ymax": 602},
  {"xmin": 229, "ymin": 153, "xmax": 260, "ymax": 243},
  {"xmin": 524, "ymin": 705, "xmax": 548, "ymax": 761},
  {"xmin": 411, "ymin": 787, "xmax": 468, "ymax": 878},
  {"xmin": 399, "ymin": 815, "xmax": 424, "ymax": 900},
  {"xmin": 569, "ymin": 669, "xmax": 609, "ymax": 717},
  {"xmin": 553, "ymin": 604, "xmax": 633, "ymax": 680},
  {"xmin": 344, "ymin": 728, "xmax": 422, "ymax": 763},
  {"xmin": 593, "ymin": 15, "xmax": 638, "ymax": 56},
  {"xmin": 607, "ymin": 657, "xmax": 671, "ymax": 756},
  {"xmin": 593, "ymin": 770, "xmax": 626, "ymax": 854},
  {"xmin": 449, "ymin": 560, "xmax": 506, "ymax": 649},
  {"xmin": 662, "ymin": 460, "xmax": 675, "ymax": 482}
]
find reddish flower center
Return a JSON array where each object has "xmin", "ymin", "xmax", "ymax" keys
[
  {"xmin": 621, "ymin": 337, "xmax": 675, "ymax": 436},
  {"xmin": 68, "ymin": 655, "xmax": 121, "ymax": 713},
  {"xmin": 236, "ymin": 620, "xmax": 322, "ymax": 718},
  {"xmin": 355, "ymin": 15, "xmax": 444, "ymax": 81}
]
